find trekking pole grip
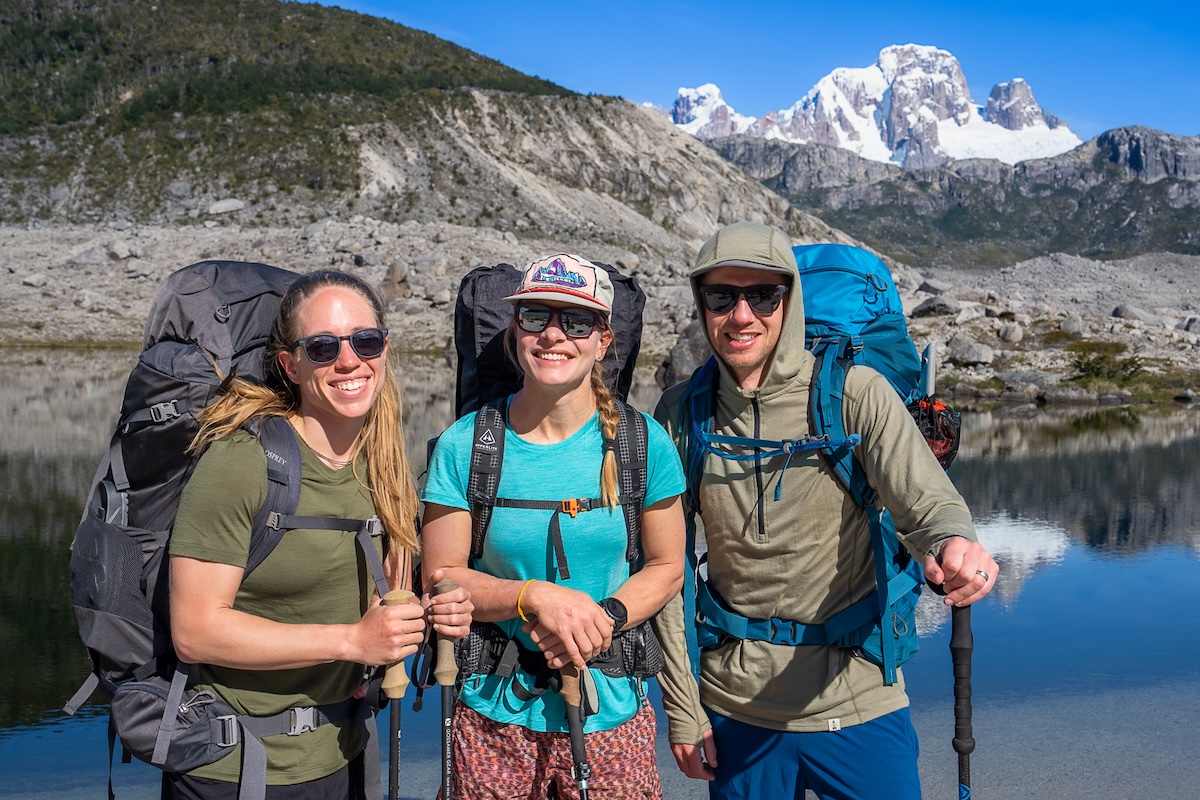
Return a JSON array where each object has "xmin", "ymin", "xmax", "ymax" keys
[
  {"xmin": 560, "ymin": 664, "xmax": 582, "ymax": 708},
  {"xmin": 560, "ymin": 663, "xmax": 591, "ymax": 791},
  {"xmin": 382, "ymin": 590, "xmax": 416, "ymax": 699},
  {"xmin": 433, "ymin": 580, "xmax": 460, "ymax": 688},
  {"xmin": 950, "ymin": 604, "xmax": 976, "ymax": 760}
]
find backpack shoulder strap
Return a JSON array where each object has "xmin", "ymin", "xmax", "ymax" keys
[
  {"xmin": 808, "ymin": 336, "xmax": 875, "ymax": 508},
  {"xmin": 677, "ymin": 356, "xmax": 720, "ymax": 679},
  {"xmin": 467, "ymin": 398, "xmax": 508, "ymax": 562},
  {"xmin": 245, "ymin": 415, "xmax": 304, "ymax": 577},
  {"xmin": 681, "ymin": 356, "xmax": 719, "ymax": 517},
  {"xmin": 245, "ymin": 415, "xmax": 389, "ymax": 597},
  {"xmin": 612, "ymin": 399, "xmax": 648, "ymax": 567}
]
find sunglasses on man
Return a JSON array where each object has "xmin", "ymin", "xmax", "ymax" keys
[
  {"xmin": 698, "ymin": 284, "xmax": 789, "ymax": 315},
  {"xmin": 516, "ymin": 305, "xmax": 605, "ymax": 338},
  {"xmin": 292, "ymin": 327, "xmax": 389, "ymax": 364}
]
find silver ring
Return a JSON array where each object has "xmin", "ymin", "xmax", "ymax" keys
[{"xmin": 975, "ymin": 570, "xmax": 990, "ymax": 582}]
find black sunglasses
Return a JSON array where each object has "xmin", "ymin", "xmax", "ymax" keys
[
  {"xmin": 698, "ymin": 284, "xmax": 789, "ymax": 315},
  {"xmin": 291, "ymin": 327, "xmax": 389, "ymax": 365},
  {"xmin": 516, "ymin": 305, "xmax": 604, "ymax": 338}
]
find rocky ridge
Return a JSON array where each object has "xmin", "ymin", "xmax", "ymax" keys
[{"xmin": 708, "ymin": 126, "xmax": 1200, "ymax": 268}]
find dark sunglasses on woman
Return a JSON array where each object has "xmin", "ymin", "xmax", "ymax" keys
[
  {"xmin": 292, "ymin": 327, "xmax": 389, "ymax": 364},
  {"xmin": 516, "ymin": 305, "xmax": 604, "ymax": 338},
  {"xmin": 698, "ymin": 284, "xmax": 789, "ymax": 315}
]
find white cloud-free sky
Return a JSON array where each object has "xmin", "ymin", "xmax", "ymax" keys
[{"xmin": 308, "ymin": 0, "xmax": 1200, "ymax": 140}]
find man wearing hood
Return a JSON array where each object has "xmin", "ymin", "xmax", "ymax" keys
[{"xmin": 652, "ymin": 221, "xmax": 997, "ymax": 799}]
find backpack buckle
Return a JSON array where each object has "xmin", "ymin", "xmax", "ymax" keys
[
  {"xmin": 363, "ymin": 516, "xmax": 384, "ymax": 538},
  {"xmin": 561, "ymin": 498, "xmax": 591, "ymax": 518},
  {"xmin": 289, "ymin": 706, "xmax": 318, "ymax": 736},
  {"xmin": 149, "ymin": 401, "xmax": 180, "ymax": 423},
  {"xmin": 216, "ymin": 715, "xmax": 239, "ymax": 747},
  {"xmin": 267, "ymin": 512, "xmax": 281, "ymax": 530}
]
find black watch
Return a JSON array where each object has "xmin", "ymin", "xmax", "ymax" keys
[{"xmin": 597, "ymin": 597, "xmax": 628, "ymax": 632}]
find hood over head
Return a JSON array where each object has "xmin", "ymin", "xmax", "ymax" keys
[{"xmin": 689, "ymin": 221, "xmax": 809, "ymax": 396}]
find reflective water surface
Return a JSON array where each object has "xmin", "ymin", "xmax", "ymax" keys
[{"xmin": 1, "ymin": 348, "xmax": 1198, "ymax": 799}]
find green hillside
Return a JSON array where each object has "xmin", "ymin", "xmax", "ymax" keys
[{"xmin": 0, "ymin": 0, "xmax": 570, "ymax": 134}]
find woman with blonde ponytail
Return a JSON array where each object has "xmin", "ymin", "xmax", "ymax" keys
[
  {"xmin": 422, "ymin": 254, "xmax": 686, "ymax": 799},
  {"xmin": 166, "ymin": 270, "xmax": 472, "ymax": 800}
]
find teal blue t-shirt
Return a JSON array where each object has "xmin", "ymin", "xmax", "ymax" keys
[{"xmin": 421, "ymin": 402, "xmax": 685, "ymax": 733}]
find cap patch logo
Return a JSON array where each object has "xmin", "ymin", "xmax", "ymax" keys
[{"xmin": 532, "ymin": 258, "xmax": 588, "ymax": 290}]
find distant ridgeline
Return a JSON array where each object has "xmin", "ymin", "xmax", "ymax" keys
[{"xmin": 708, "ymin": 127, "xmax": 1200, "ymax": 269}]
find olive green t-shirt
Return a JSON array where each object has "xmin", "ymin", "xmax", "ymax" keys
[{"xmin": 170, "ymin": 428, "xmax": 380, "ymax": 785}]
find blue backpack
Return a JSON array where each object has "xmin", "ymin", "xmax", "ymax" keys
[{"xmin": 679, "ymin": 243, "xmax": 957, "ymax": 685}]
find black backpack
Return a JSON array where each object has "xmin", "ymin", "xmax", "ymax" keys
[
  {"xmin": 432, "ymin": 259, "xmax": 664, "ymax": 694},
  {"xmin": 63, "ymin": 261, "xmax": 390, "ymax": 799},
  {"xmin": 451, "ymin": 261, "xmax": 646, "ymax": 416}
]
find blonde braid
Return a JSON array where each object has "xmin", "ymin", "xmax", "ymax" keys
[{"xmin": 590, "ymin": 361, "xmax": 621, "ymax": 507}]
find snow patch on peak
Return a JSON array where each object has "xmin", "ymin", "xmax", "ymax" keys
[
  {"xmin": 670, "ymin": 82, "xmax": 756, "ymax": 139},
  {"xmin": 671, "ymin": 45, "xmax": 1081, "ymax": 167}
]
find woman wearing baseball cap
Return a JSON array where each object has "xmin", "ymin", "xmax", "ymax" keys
[{"xmin": 421, "ymin": 254, "xmax": 686, "ymax": 798}]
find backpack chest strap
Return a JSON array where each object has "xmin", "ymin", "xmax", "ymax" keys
[{"xmin": 485, "ymin": 495, "xmax": 637, "ymax": 580}]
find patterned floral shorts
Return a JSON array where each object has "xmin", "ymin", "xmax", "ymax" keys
[{"xmin": 449, "ymin": 701, "xmax": 662, "ymax": 799}]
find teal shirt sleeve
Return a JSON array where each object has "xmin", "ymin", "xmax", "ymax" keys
[{"xmin": 420, "ymin": 413, "xmax": 475, "ymax": 511}]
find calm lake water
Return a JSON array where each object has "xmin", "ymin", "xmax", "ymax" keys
[{"xmin": 2, "ymin": 347, "xmax": 1199, "ymax": 799}]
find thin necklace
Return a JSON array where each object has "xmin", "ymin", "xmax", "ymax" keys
[
  {"xmin": 313, "ymin": 449, "xmax": 355, "ymax": 468},
  {"xmin": 288, "ymin": 416, "xmax": 357, "ymax": 468}
]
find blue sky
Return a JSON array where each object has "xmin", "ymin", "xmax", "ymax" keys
[{"xmin": 311, "ymin": 1, "xmax": 1199, "ymax": 139}]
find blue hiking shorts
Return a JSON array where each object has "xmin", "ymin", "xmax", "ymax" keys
[{"xmin": 706, "ymin": 706, "xmax": 922, "ymax": 800}]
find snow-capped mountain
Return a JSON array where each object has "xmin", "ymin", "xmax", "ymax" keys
[{"xmin": 669, "ymin": 44, "xmax": 1082, "ymax": 168}]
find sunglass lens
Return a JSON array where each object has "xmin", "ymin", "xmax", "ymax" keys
[
  {"xmin": 304, "ymin": 335, "xmax": 341, "ymax": 364},
  {"xmin": 518, "ymin": 307, "xmax": 551, "ymax": 333},
  {"xmin": 701, "ymin": 287, "xmax": 738, "ymax": 314},
  {"xmin": 745, "ymin": 287, "xmax": 783, "ymax": 313},
  {"xmin": 351, "ymin": 328, "xmax": 387, "ymax": 358},
  {"xmin": 559, "ymin": 310, "xmax": 597, "ymax": 337}
]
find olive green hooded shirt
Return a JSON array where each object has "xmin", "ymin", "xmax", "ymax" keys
[{"xmin": 652, "ymin": 228, "xmax": 976, "ymax": 742}]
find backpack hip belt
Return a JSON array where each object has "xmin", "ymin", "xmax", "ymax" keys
[
  {"xmin": 695, "ymin": 568, "xmax": 920, "ymax": 651},
  {"xmin": 453, "ymin": 619, "xmax": 663, "ymax": 697}
]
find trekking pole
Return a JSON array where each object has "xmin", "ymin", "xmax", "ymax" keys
[
  {"xmin": 560, "ymin": 664, "xmax": 592, "ymax": 800},
  {"xmin": 950, "ymin": 604, "xmax": 975, "ymax": 799},
  {"xmin": 382, "ymin": 589, "xmax": 415, "ymax": 800},
  {"xmin": 432, "ymin": 579, "xmax": 460, "ymax": 800},
  {"xmin": 921, "ymin": 341, "xmax": 938, "ymax": 397}
]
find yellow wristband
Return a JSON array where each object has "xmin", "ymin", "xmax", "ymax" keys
[{"xmin": 516, "ymin": 579, "xmax": 537, "ymax": 622}]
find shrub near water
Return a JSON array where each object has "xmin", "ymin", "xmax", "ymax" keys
[{"xmin": 1067, "ymin": 340, "xmax": 1143, "ymax": 385}]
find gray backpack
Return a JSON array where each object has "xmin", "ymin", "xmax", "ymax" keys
[{"xmin": 63, "ymin": 261, "xmax": 389, "ymax": 800}]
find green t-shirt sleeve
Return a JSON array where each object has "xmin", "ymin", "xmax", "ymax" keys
[{"xmin": 169, "ymin": 433, "xmax": 268, "ymax": 568}]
